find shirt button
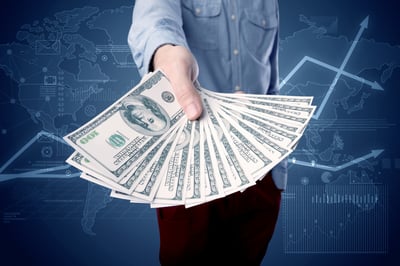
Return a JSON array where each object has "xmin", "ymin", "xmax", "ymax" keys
[
  {"xmin": 234, "ymin": 85, "xmax": 241, "ymax": 91},
  {"xmin": 195, "ymin": 8, "xmax": 201, "ymax": 15},
  {"xmin": 233, "ymin": 49, "xmax": 239, "ymax": 55},
  {"xmin": 231, "ymin": 14, "xmax": 236, "ymax": 20},
  {"xmin": 262, "ymin": 19, "xmax": 267, "ymax": 27}
]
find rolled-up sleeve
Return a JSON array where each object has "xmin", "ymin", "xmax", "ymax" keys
[{"xmin": 128, "ymin": 0, "xmax": 189, "ymax": 76}]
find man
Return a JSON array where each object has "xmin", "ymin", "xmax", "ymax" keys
[{"xmin": 128, "ymin": 1, "xmax": 287, "ymax": 265}]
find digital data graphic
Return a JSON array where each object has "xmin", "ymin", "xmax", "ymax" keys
[
  {"xmin": 0, "ymin": 1, "xmax": 399, "ymax": 265},
  {"xmin": 276, "ymin": 15, "xmax": 391, "ymax": 254}
]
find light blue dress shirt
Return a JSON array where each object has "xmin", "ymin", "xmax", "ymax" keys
[{"xmin": 128, "ymin": 0, "xmax": 287, "ymax": 190}]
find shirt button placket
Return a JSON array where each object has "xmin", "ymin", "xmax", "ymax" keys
[{"xmin": 230, "ymin": 1, "xmax": 241, "ymax": 93}]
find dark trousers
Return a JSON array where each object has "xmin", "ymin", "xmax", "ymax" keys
[{"xmin": 156, "ymin": 172, "xmax": 282, "ymax": 266}]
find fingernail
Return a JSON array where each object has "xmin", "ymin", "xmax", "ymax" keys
[{"xmin": 185, "ymin": 103, "xmax": 201, "ymax": 120}]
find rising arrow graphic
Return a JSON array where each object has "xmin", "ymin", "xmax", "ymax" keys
[
  {"xmin": 280, "ymin": 56, "xmax": 384, "ymax": 91},
  {"xmin": 313, "ymin": 16, "xmax": 369, "ymax": 119},
  {"xmin": 279, "ymin": 16, "xmax": 384, "ymax": 118},
  {"xmin": 289, "ymin": 149, "xmax": 384, "ymax": 172}
]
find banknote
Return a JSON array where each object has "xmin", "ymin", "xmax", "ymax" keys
[
  {"xmin": 214, "ymin": 99, "xmax": 310, "ymax": 134},
  {"xmin": 215, "ymin": 96, "xmax": 312, "ymax": 126},
  {"xmin": 218, "ymin": 106, "xmax": 300, "ymax": 149},
  {"xmin": 202, "ymin": 97, "xmax": 256, "ymax": 188},
  {"xmin": 151, "ymin": 121, "xmax": 190, "ymax": 207},
  {"xmin": 79, "ymin": 172, "xmax": 123, "ymax": 192},
  {"xmin": 68, "ymin": 153, "xmax": 138, "ymax": 194},
  {"xmin": 207, "ymin": 102, "xmax": 284, "ymax": 181},
  {"xmin": 208, "ymin": 92, "xmax": 316, "ymax": 118},
  {"xmin": 67, "ymin": 152, "xmax": 116, "ymax": 182},
  {"xmin": 64, "ymin": 70, "xmax": 185, "ymax": 182},
  {"xmin": 203, "ymin": 116, "xmax": 239, "ymax": 195},
  {"xmin": 64, "ymin": 70, "xmax": 315, "ymax": 208},
  {"xmin": 203, "ymin": 89, "xmax": 314, "ymax": 106},
  {"xmin": 185, "ymin": 120, "xmax": 206, "ymax": 206},
  {"xmin": 199, "ymin": 118, "xmax": 225, "ymax": 204},
  {"xmin": 109, "ymin": 189, "xmax": 148, "ymax": 203},
  {"xmin": 128, "ymin": 123, "xmax": 184, "ymax": 201}
]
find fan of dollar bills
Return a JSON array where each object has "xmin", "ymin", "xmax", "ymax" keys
[{"xmin": 64, "ymin": 70, "xmax": 315, "ymax": 208}]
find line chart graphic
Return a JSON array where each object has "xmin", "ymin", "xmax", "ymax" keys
[
  {"xmin": 289, "ymin": 149, "xmax": 384, "ymax": 172},
  {"xmin": 0, "ymin": 130, "xmax": 78, "ymax": 182},
  {"xmin": 283, "ymin": 16, "xmax": 385, "ymax": 171},
  {"xmin": 279, "ymin": 16, "xmax": 384, "ymax": 120}
]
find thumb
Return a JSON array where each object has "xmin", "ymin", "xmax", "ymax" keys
[
  {"xmin": 171, "ymin": 72, "xmax": 202, "ymax": 120},
  {"xmin": 152, "ymin": 45, "xmax": 203, "ymax": 120}
]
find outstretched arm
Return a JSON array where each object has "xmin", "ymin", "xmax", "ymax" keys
[{"xmin": 128, "ymin": 0, "xmax": 202, "ymax": 120}]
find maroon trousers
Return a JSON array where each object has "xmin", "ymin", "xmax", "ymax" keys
[{"xmin": 156, "ymin": 172, "xmax": 282, "ymax": 266}]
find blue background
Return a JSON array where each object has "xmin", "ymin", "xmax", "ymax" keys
[{"xmin": 1, "ymin": 0, "xmax": 399, "ymax": 265}]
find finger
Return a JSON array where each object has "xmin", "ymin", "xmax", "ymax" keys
[{"xmin": 171, "ymin": 75, "xmax": 203, "ymax": 120}]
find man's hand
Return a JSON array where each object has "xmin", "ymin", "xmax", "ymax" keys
[{"xmin": 153, "ymin": 45, "xmax": 202, "ymax": 120}]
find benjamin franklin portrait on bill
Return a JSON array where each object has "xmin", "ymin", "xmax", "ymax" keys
[{"xmin": 119, "ymin": 95, "xmax": 171, "ymax": 136}]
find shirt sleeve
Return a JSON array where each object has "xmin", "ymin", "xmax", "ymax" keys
[{"xmin": 128, "ymin": 0, "xmax": 189, "ymax": 77}]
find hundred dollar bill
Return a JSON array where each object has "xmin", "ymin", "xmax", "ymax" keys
[
  {"xmin": 109, "ymin": 189, "xmax": 148, "ymax": 203},
  {"xmin": 63, "ymin": 70, "xmax": 185, "ymax": 182},
  {"xmin": 68, "ymin": 148, "xmax": 170, "ymax": 203},
  {"xmin": 203, "ymin": 116, "xmax": 239, "ymax": 195},
  {"xmin": 79, "ymin": 172, "xmax": 148, "ymax": 203},
  {"xmin": 202, "ymin": 97, "xmax": 256, "ymax": 188},
  {"xmin": 217, "ymin": 106, "xmax": 301, "ymax": 149},
  {"xmin": 79, "ymin": 172, "xmax": 121, "ymax": 192},
  {"xmin": 199, "ymin": 119, "xmax": 225, "ymax": 205},
  {"xmin": 128, "ymin": 123, "xmax": 184, "ymax": 202},
  {"xmin": 207, "ymin": 97, "xmax": 291, "ymax": 181},
  {"xmin": 213, "ymin": 97, "xmax": 309, "ymax": 132},
  {"xmin": 206, "ymin": 91, "xmax": 316, "ymax": 118},
  {"xmin": 216, "ymin": 119, "xmax": 279, "ymax": 181},
  {"xmin": 66, "ymin": 151, "xmax": 134, "ymax": 186},
  {"xmin": 203, "ymin": 89, "xmax": 314, "ymax": 106},
  {"xmin": 185, "ymin": 120, "xmax": 206, "ymax": 207},
  {"xmin": 217, "ymin": 103, "xmax": 304, "ymax": 135},
  {"xmin": 67, "ymin": 151, "xmax": 116, "ymax": 181},
  {"xmin": 110, "ymin": 122, "xmax": 186, "ymax": 205},
  {"xmin": 116, "ymin": 129, "xmax": 174, "ymax": 195},
  {"xmin": 214, "ymin": 95, "xmax": 313, "ymax": 124},
  {"xmin": 214, "ymin": 100, "xmax": 293, "ymax": 160},
  {"xmin": 67, "ymin": 152, "xmax": 138, "ymax": 195},
  {"xmin": 151, "ymin": 122, "xmax": 190, "ymax": 207}
]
